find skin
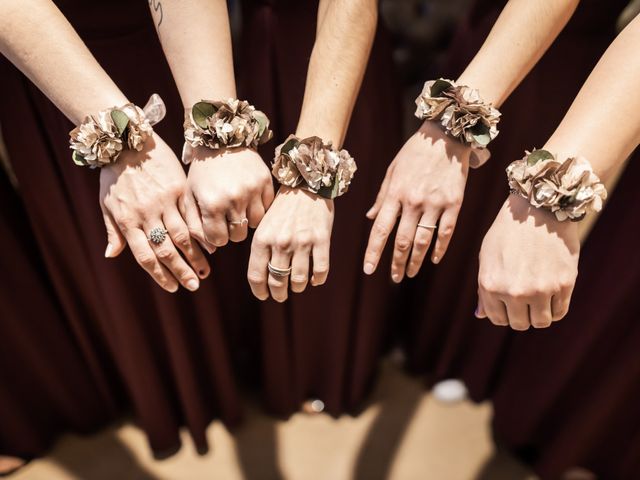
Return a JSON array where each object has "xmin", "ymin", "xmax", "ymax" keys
[
  {"xmin": 0, "ymin": 0, "xmax": 209, "ymax": 292},
  {"xmin": 247, "ymin": 0, "xmax": 378, "ymax": 302},
  {"xmin": 478, "ymin": 13, "xmax": 640, "ymax": 329},
  {"xmin": 150, "ymin": 0, "xmax": 274, "ymax": 252},
  {"xmin": 364, "ymin": 0, "xmax": 581, "ymax": 282}
]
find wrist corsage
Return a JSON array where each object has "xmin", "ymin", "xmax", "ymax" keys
[
  {"xmin": 506, "ymin": 149, "xmax": 607, "ymax": 221},
  {"xmin": 415, "ymin": 78, "xmax": 501, "ymax": 153},
  {"xmin": 69, "ymin": 94, "xmax": 165, "ymax": 168},
  {"xmin": 182, "ymin": 98, "xmax": 272, "ymax": 161},
  {"xmin": 271, "ymin": 134, "xmax": 357, "ymax": 199}
]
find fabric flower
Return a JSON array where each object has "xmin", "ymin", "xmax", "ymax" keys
[
  {"xmin": 182, "ymin": 98, "xmax": 273, "ymax": 158},
  {"xmin": 271, "ymin": 135, "xmax": 357, "ymax": 199},
  {"xmin": 415, "ymin": 78, "xmax": 501, "ymax": 149},
  {"xmin": 506, "ymin": 150, "xmax": 607, "ymax": 221}
]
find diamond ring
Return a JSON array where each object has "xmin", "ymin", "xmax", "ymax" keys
[{"xmin": 148, "ymin": 226, "xmax": 169, "ymax": 245}]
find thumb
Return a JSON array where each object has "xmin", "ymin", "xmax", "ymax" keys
[
  {"xmin": 475, "ymin": 293, "xmax": 487, "ymax": 319},
  {"xmin": 102, "ymin": 208, "xmax": 126, "ymax": 258}
]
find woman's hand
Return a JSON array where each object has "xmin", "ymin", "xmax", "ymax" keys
[
  {"xmin": 184, "ymin": 146, "xmax": 274, "ymax": 250},
  {"xmin": 248, "ymin": 187, "xmax": 334, "ymax": 302},
  {"xmin": 100, "ymin": 136, "xmax": 210, "ymax": 292},
  {"xmin": 476, "ymin": 194, "xmax": 580, "ymax": 330},
  {"xmin": 363, "ymin": 120, "xmax": 470, "ymax": 282}
]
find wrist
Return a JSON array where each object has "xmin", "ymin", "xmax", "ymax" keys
[{"xmin": 507, "ymin": 193, "xmax": 579, "ymax": 235}]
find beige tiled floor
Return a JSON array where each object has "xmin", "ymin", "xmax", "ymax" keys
[{"xmin": 9, "ymin": 362, "xmax": 536, "ymax": 480}]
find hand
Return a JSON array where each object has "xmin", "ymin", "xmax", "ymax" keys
[
  {"xmin": 363, "ymin": 120, "xmax": 470, "ymax": 282},
  {"xmin": 100, "ymin": 136, "xmax": 210, "ymax": 292},
  {"xmin": 248, "ymin": 187, "xmax": 334, "ymax": 302},
  {"xmin": 476, "ymin": 194, "xmax": 580, "ymax": 330},
  {"xmin": 184, "ymin": 146, "xmax": 274, "ymax": 250}
]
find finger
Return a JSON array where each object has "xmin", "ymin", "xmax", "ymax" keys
[
  {"xmin": 475, "ymin": 292, "xmax": 487, "ymax": 318},
  {"xmin": 504, "ymin": 299, "xmax": 531, "ymax": 331},
  {"xmin": 363, "ymin": 201, "xmax": 400, "ymax": 275},
  {"xmin": 164, "ymin": 208, "xmax": 210, "ymax": 279},
  {"xmin": 481, "ymin": 292, "xmax": 508, "ymax": 326},
  {"xmin": 227, "ymin": 208, "xmax": 249, "ymax": 243},
  {"xmin": 201, "ymin": 209, "xmax": 230, "ymax": 248},
  {"xmin": 366, "ymin": 164, "xmax": 394, "ymax": 219},
  {"xmin": 391, "ymin": 208, "xmax": 421, "ymax": 283},
  {"xmin": 290, "ymin": 247, "xmax": 311, "ymax": 293},
  {"xmin": 431, "ymin": 205, "xmax": 461, "ymax": 264},
  {"xmin": 248, "ymin": 236, "xmax": 270, "ymax": 300},
  {"xmin": 101, "ymin": 206, "xmax": 126, "ymax": 258},
  {"xmin": 123, "ymin": 228, "xmax": 178, "ymax": 292},
  {"xmin": 262, "ymin": 181, "xmax": 275, "ymax": 211},
  {"xmin": 551, "ymin": 287, "xmax": 573, "ymax": 321},
  {"xmin": 247, "ymin": 194, "xmax": 266, "ymax": 229},
  {"xmin": 267, "ymin": 250, "xmax": 292, "ymax": 302},
  {"xmin": 406, "ymin": 210, "xmax": 440, "ymax": 278},
  {"xmin": 530, "ymin": 297, "xmax": 553, "ymax": 329},
  {"xmin": 311, "ymin": 242, "xmax": 330, "ymax": 286},
  {"xmin": 144, "ymin": 220, "xmax": 200, "ymax": 292},
  {"xmin": 180, "ymin": 193, "xmax": 215, "ymax": 254}
]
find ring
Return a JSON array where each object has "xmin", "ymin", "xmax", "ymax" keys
[
  {"xmin": 268, "ymin": 261, "xmax": 292, "ymax": 277},
  {"xmin": 148, "ymin": 226, "xmax": 168, "ymax": 245},
  {"xmin": 417, "ymin": 223, "xmax": 438, "ymax": 230},
  {"xmin": 228, "ymin": 217, "xmax": 249, "ymax": 226}
]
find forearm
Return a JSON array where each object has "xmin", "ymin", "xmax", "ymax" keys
[
  {"xmin": 150, "ymin": 0, "xmax": 236, "ymax": 108},
  {"xmin": 0, "ymin": 0, "xmax": 128, "ymax": 124},
  {"xmin": 296, "ymin": 0, "xmax": 378, "ymax": 147},
  {"xmin": 457, "ymin": 0, "xmax": 580, "ymax": 107},
  {"xmin": 543, "ymin": 14, "xmax": 640, "ymax": 182}
]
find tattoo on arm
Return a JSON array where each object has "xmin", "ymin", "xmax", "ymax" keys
[{"xmin": 149, "ymin": 0, "xmax": 163, "ymax": 27}]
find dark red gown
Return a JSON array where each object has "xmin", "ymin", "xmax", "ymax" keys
[
  {"xmin": 399, "ymin": 1, "xmax": 640, "ymax": 477},
  {"xmin": 0, "ymin": 0, "xmax": 401, "ymax": 459}
]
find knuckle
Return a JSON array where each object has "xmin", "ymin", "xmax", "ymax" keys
[
  {"xmin": 314, "ymin": 264, "xmax": 329, "ymax": 276},
  {"xmin": 173, "ymin": 230, "xmax": 191, "ymax": 248},
  {"xmin": 290, "ymin": 274, "xmax": 308, "ymax": 285},
  {"xmin": 247, "ymin": 271, "xmax": 266, "ymax": 285},
  {"xmin": 275, "ymin": 236, "xmax": 292, "ymax": 251},
  {"xmin": 405, "ymin": 193, "xmax": 424, "ymax": 209},
  {"xmin": 372, "ymin": 223, "xmax": 390, "ymax": 238},
  {"xmin": 155, "ymin": 247, "xmax": 174, "ymax": 260},
  {"xmin": 439, "ymin": 225, "xmax": 454, "ymax": 238},
  {"xmin": 136, "ymin": 253, "xmax": 156, "ymax": 268},
  {"xmin": 395, "ymin": 236, "xmax": 412, "ymax": 252},
  {"xmin": 413, "ymin": 236, "xmax": 430, "ymax": 250}
]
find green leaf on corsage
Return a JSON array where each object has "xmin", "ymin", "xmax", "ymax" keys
[
  {"xmin": 430, "ymin": 79, "xmax": 453, "ymax": 97},
  {"xmin": 469, "ymin": 123, "xmax": 491, "ymax": 147},
  {"xmin": 110, "ymin": 109, "xmax": 130, "ymax": 137},
  {"xmin": 527, "ymin": 149, "xmax": 555, "ymax": 166},
  {"xmin": 192, "ymin": 102, "xmax": 216, "ymax": 129},
  {"xmin": 72, "ymin": 150, "xmax": 86, "ymax": 166}
]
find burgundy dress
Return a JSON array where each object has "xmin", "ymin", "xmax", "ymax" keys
[
  {"xmin": 399, "ymin": 0, "xmax": 640, "ymax": 477},
  {"xmin": 0, "ymin": 0, "xmax": 401, "ymax": 458}
]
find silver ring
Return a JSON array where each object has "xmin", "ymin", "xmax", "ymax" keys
[
  {"xmin": 228, "ymin": 217, "xmax": 249, "ymax": 227},
  {"xmin": 268, "ymin": 261, "xmax": 292, "ymax": 277},
  {"xmin": 148, "ymin": 226, "xmax": 169, "ymax": 245},
  {"xmin": 417, "ymin": 223, "xmax": 438, "ymax": 230}
]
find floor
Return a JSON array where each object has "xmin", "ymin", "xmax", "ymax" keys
[{"xmin": 8, "ymin": 361, "xmax": 536, "ymax": 480}]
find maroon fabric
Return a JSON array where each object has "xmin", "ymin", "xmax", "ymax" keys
[
  {"xmin": 399, "ymin": 0, "xmax": 640, "ymax": 478},
  {"xmin": 237, "ymin": 0, "xmax": 402, "ymax": 416},
  {"xmin": 0, "ymin": 0, "xmax": 401, "ymax": 458}
]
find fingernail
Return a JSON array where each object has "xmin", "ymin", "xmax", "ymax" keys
[
  {"xmin": 205, "ymin": 245, "xmax": 215, "ymax": 255},
  {"xmin": 168, "ymin": 285, "xmax": 179, "ymax": 293},
  {"xmin": 365, "ymin": 207, "xmax": 375, "ymax": 218},
  {"xmin": 364, "ymin": 263, "xmax": 375, "ymax": 275},
  {"xmin": 198, "ymin": 269, "xmax": 208, "ymax": 279},
  {"xmin": 104, "ymin": 243, "xmax": 113, "ymax": 258},
  {"xmin": 432, "ymin": 256, "xmax": 440, "ymax": 264},
  {"xmin": 186, "ymin": 279, "xmax": 200, "ymax": 291},
  {"xmin": 474, "ymin": 307, "xmax": 480, "ymax": 318},
  {"xmin": 392, "ymin": 273, "xmax": 401, "ymax": 283}
]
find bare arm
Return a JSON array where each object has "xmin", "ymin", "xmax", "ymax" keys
[
  {"xmin": 458, "ymin": 0, "xmax": 580, "ymax": 107},
  {"xmin": 296, "ymin": 0, "xmax": 378, "ymax": 146},
  {"xmin": 149, "ymin": 0, "xmax": 236, "ymax": 106},
  {"xmin": 0, "ymin": 0, "xmax": 128, "ymax": 123}
]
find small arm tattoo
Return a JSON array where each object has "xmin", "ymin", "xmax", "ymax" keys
[{"xmin": 149, "ymin": 0, "xmax": 163, "ymax": 27}]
